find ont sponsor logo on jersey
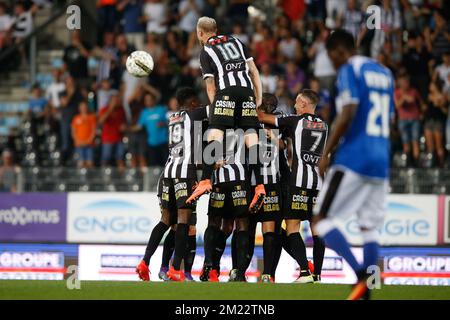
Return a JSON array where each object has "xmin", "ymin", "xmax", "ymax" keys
[{"xmin": 224, "ymin": 61, "xmax": 245, "ymax": 71}]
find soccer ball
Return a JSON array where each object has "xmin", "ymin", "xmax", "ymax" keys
[{"xmin": 126, "ymin": 51, "xmax": 154, "ymax": 77}]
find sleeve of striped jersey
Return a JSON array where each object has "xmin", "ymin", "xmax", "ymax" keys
[
  {"xmin": 275, "ymin": 115, "xmax": 297, "ymax": 130},
  {"xmin": 199, "ymin": 50, "xmax": 215, "ymax": 79},
  {"xmin": 335, "ymin": 64, "xmax": 360, "ymax": 114},
  {"xmin": 234, "ymin": 37, "xmax": 253, "ymax": 62}
]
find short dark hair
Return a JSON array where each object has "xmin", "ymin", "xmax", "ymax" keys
[
  {"xmin": 176, "ymin": 87, "xmax": 197, "ymax": 106},
  {"xmin": 260, "ymin": 93, "xmax": 278, "ymax": 114},
  {"xmin": 326, "ymin": 29, "xmax": 355, "ymax": 51},
  {"xmin": 300, "ymin": 89, "xmax": 320, "ymax": 108}
]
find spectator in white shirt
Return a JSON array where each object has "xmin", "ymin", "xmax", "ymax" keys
[
  {"xmin": 0, "ymin": 2, "xmax": 12, "ymax": 49},
  {"xmin": 142, "ymin": 0, "xmax": 167, "ymax": 35}
]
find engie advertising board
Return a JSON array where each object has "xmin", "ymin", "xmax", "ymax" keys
[
  {"xmin": 0, "ymin": 243, "xmax": 78, "ymax": 280},
  {"xmin": 67, "ymin": 193, "xmax": 159, "ymax": 243},
  {"xmin": 0, "ymin": 193, "xmax": 67, "ymax": 242},
  {"xmin": 67, "ymin": 193, "xmax": 210, "ymax": 244},
  {"xmin": 444, "ymin": 196, "xmax": 450, "ymax": 244}
]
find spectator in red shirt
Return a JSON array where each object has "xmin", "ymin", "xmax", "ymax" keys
[
  {"xmin": 99, "ymin": 94, "xmax": 126, "ymax": 169},
  {"xmin": 394, "ymin": 74, "xmax": 425, "ymax": 164}
]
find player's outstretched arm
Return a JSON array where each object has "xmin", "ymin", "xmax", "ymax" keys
[
  {"xmin": 319, "ymin": 103, "xmax": 357, "ymax": 176},
  {"xmin": 256, "ymin": 108, "xmax": 277, "ymax": 127},
  {"xmin": 248, "ymin": 60, "xmax": 263, "ymax": 107}
]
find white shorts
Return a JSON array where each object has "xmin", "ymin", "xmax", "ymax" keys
[{"xmin": 313, "ymin": 165, "xmax": 388, "ymax": 230}]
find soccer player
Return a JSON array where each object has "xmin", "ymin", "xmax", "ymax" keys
[
  {"xmin": 136, "ymin": 87, "xmax": 206, "ymax": 282},
  {"xmin": 136, "ymin": 173, "xmax": 197, "ymax": 282},
  {"xmin": 312, "ymin": 30, "xmax": 394, "ymax": 300},
  {"xmin": 258, "ymin": 89, "xmax": 328, "ymax": 283},
  {"xmin": 200, "ymin": 129, "xmax": 250, "ymax": 282},
  {"xmin": 186, "ymin": 16, "xmax": 266, "ymax": 212}
]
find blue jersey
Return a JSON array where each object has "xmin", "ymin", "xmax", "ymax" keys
[{"xmin": 333, "ymin": 56, "xmax": 395, "ymax": 179}]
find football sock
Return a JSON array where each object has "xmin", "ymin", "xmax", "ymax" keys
[
  {"xmin": 201, "ymin": 140, "xmax": 222, "ymax": 180},
  {"xmin": 213, "ymin": 230, "xmax": 229, "ymax": 270},
  {"xmin": 322, "ymin": 228, "xmax": 362, "ymax": 274},
  {"xmin": 204, "ymin": 226, "xmax": 219, "ymax": 266},
  {"xmin": 363, "ymin": 242, "xmax": 379, "ymax": 270},
  {"xmin": 236, "ymin": 231, "xmax": 250, "ymax": 276},
  {"xmin": 161, "ymin": 229, "xmax": 175, "ymax": 269},
  {"xmin": 312, "ymin": 235, "xmax": 325, "ymax": 276},
  {"xmin": 281, "ymin": 228, "xmax": 295, "ymax": 260},
  {"xmin": 287, "ymin": 233, "xmax": 310, "ymax": 273},
  {"xmin": 270, "ymin": 233, "xmax": 282, "ymax": 278},
  {"xmin": 231, "ymin": 230, "xmax": 238, "ymax": 269},
  {"xmin": 172, "ymin": 223, "xmax": 189, "ymax": 270},
  {"xmin": 184, "ymin": 235, "xmax": 197, "ymax": 274},
  {"xmin": 248, "ymin": 145, "xmax": 263, "ymax": 185},
  {"xmin": 263, "ymin": 232, "xmax": 277, "ymax": 275},
  {"xmin": 143, "ymin": 221, "xmax": 169, "ymax": 265},
  {"xmin": 245, "ymin": 222, "xmax": 257, "ymax": 269}
]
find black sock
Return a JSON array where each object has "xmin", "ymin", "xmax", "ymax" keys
[
  {"xmin": 231, "ymin": 230, "xmax": 238, "ymax": 269},
  {"xmin": 281, "ymin": 228, "xmax": 295, "ymax": 260},
  {"xmin": 204, "ymin": 226, "xmax": 219, "ymax": 266},
  {"xmin": 313, "ymin": 235, "xmax": 325, "ymax": 276},
  {"xmin": 184, "ymin": 235, "xmax": 197, "ymax": 274},
  {"xmin": 202, "ymin": 140, "xmax": 222, "ymax": 180},
  {"xmin": 263, "ymin": 232, "xmax": 277, "ymax": 275},
  {"xmin": 143, "ymin": 222, "xmax": 169, "ymax": 265},
  {"xmin": 172, "ymin": 223, "xmax": 189, "ymax": 270},
  {"xmin": 288, "ymin": 233, "xmax": 310, "ymax": 273},
  {"xmin": 213, "ymin": 231, "xmax": 229, "ymax": 270},
  {"xmin": 236, "ymin": 231, "xmax": 250, "ymax": 275},
  {"xmin": 161, "ymin": 229, "xmax": 175, "ymax": 269},
  {"xmin": 248, "ymin": 144, "xmax": 263, "ymax": 185},
  {"xmin": 245, "ymin": 223, "xmax": 257, "ymax": 270},
  {"xmin": 271, "ymin": 233, "xmax": 282, "ymax": 278}
]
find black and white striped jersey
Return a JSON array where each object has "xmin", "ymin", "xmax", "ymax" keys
[
  {"xmin": 200, "ymin": 35, "xmax": 254, "ymax": 91},
  {"xmin": 250, "ymin": 124, "xmax": 285, "ymax": 186},
  {"xmin": 275, "ymin": 113, "xmax": 328, "ymax": 191},
  {"xmin": 212, "ymin": 129, "xmax": 247, "ymax": 184},
  {"xmin": 163, "ymin": 107, "xmax": 208, "ymax": 179}
]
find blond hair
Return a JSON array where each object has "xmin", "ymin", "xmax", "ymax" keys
[{"xmin": 197, "ymin": 16, "xmax": 217, "ymax": 33}]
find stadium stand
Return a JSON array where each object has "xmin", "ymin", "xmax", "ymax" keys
[{"xmin": 0, "ymin": 0, "xmax": 449, "ymax": 193}]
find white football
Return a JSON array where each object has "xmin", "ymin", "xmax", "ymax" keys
[{"xmin": 126, "ymin": 51, "xmax": 154, "ymax": 77}]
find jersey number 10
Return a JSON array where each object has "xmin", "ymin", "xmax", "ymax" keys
[{"xmin": 367, "ymin": 92, "xmax": 390, "ymax": 138}]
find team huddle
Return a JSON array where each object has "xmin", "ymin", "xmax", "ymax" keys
[{"xmin": 136, "ymin": 17, "xmax": 394, "ymax": 300}]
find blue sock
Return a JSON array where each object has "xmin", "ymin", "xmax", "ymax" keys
[
  {"xmin": 363, "ymin": 242, "xmax": 379, "ymax": 269},
  {"xmin": 322, "ymin": 228, "xmax": 362, "ymax": 274}
]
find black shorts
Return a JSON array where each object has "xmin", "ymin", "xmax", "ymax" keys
[
  {"xmin": 209, "ymin": 86, "xmax": 258, "ymax": 130},
  {"xmin": 159, "ymin": 178, "xmax": 197, "ymax": 210},
  {"xmin": 250, "ymin": 183, "xmax": 282, "ymax": 222},
  {"xmin": 284, "ymin": 186, "xmax": 319, "ymax": 221},
  {"xmin": 208, "ymin": 181, "xmax": 250, "ymax": 219},
  {"xmin": 157, "ymin": 177, "xmax": 197, "ymax": 226}
]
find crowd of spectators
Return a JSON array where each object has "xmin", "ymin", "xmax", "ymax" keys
[{"xmin": 1, "ymin": 0, "xmax": 450, "ymax": 174}]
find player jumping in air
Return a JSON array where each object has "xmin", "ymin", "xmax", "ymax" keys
[
  {"xmin": 186, "ymin": 16, "xmax": 266, "ymax": 210},
  {"xmin": 312, "ymin": 30, "xmax": 394, "ymax": 299},
  {"xmin": 258, "ymin": 90, "xmax": 328, "ymax": 283}
]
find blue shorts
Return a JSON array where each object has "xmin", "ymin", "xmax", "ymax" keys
[
  {"xmin": 101, "ymin": 143, "xmax": 124, "ymax": 163},
  {"xmin": 76, "ymin": 146, "xmax": 94, "ymax": 162},
  {"xmin": 398, "ymin": 119, "xmax": 420, "ymax": 144}
]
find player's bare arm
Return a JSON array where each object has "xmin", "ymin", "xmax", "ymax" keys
[
  {"xmin": 205, "ymin": 77, "xmax": 216, "ymax": 104},
  {"xmin": 248, "ymin": 60, "xmax": 263, "ymax": 107},
  {"xmin": 318, "ymin": 103, "xmax": 357, "ymax": 177},
  {"xmin": 256, "ymin": 108, "xmax": 277, "ymax": 127}
]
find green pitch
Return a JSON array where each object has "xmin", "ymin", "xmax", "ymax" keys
[{"xmin": 0, "ymin": 281, "xmax": 449, "ymax": 300}]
